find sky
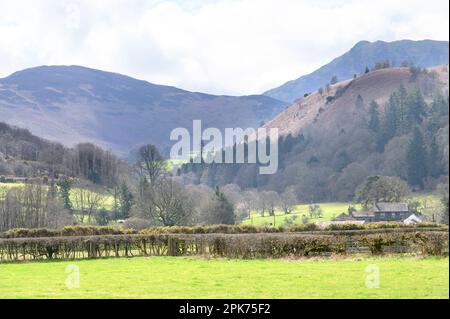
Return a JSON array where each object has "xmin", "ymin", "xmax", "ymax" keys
[{"xmin": 0, "ymin": 0, "xmax": 448, "ymax": 95}]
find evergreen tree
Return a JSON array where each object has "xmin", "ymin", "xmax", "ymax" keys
[
  {"xmin": 330, "ymin": 76, "xmax": 338, "ymax": 85},
  {"xmin": 431, "ymin": 93, "xmax": 449, "ymax": 116},
  {"xmin": 407, "ymin": 88, "xmax": 427, "ymax": 124},
  {"xmin": 57, "ymin": 176, "xmax": 72, "ymax": 209},
  {"xmin": 210, "ymin": 186, "xmax": 235, "ymax": 224},
  {"xmin": 119, "ymin": 182, "xmax": 134, "ymax": 219},
  {"xmin": 368, "ymin": 100, "xmax": 380, "ymax": 132},
  {"xmin": 381, "ymin": 93, "xmax": 400, "ymax": 145},
  {"xmin": 406, "ymin": 127, "xmax": 428, "ymax": 188},
  {"xmin": 427, "ymin": 137, "xmax": 441, "ymax": 178},
  {"xmin": 355, "ymin": 95, "xmax": 364, "ymax": 109},
  {"xmin": 397, "ymin": 85, "xmax": 409, "ymax": 134}
]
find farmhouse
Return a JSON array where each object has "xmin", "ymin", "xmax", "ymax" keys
[
  {"xmin": 330, "ymin": 202, "xmax": 420, "ymax": 224},
  {"xmin": 350, "ymin": 203, "xmax": 411, "ymax": 222}
]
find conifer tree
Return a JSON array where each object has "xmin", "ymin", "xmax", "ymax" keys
[{"xmin": 406, "ymin": 127, "xmax": 428, "ymax": 188}]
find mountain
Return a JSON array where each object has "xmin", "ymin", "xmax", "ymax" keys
[
  {"xmin": 182, "ymin": 65, "xmax": 449, "ymax": 201},
  {"xmin": 0, "ymin": 66, "xmax": 286, "ymax": 156},
  {"xmin": 264, "ymin": 39, "xmax": 449, "ymax": 103},
  {"xmin": 263, "ymin": 64, "xmax": 449, "ymax": 141}
]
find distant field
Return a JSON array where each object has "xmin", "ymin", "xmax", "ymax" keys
[
  {"xmin": 241, "ymin": 193, "xmax": 442, "ymax": 226},
  {"xmin": 0, "ymin": 256, "xmax": 447, "ymax": 298},
  {"xmin": 242, "ymin": 202, "xmax": 359, "ymax": 226}
]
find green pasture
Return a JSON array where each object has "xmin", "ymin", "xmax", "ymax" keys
[{"xmin": 0, "ymin": 256, "xmax": 447, "ymax": 298}]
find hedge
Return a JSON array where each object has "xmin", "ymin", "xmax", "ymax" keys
[
  {"xmin": 0, "ymin": 230, "xmax": 448, "ymax": 262},
  {"xmin": 0, "ymin": 226, "xmax": 137, "ymax": 238},
  {"xmin": 1, "ymin": 223, "xmax": 447, "ymax": 238}
]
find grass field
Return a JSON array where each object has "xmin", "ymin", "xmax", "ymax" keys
[
  {"xmin": 241, "ymin": 193, "xmax": 442, "ymax": 226},
  {"xmin": 0, "ymin": 256, "xmax": 447, "ymax": 298},
  {"xmin": 242, "ymin": 202, "xmax": 360, "ymax": 226}
]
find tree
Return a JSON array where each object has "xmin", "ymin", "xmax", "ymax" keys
[
  {"xmin": 355, "ymin": 95, "xmax": 364, "ymax": 109},
  {"xmin": 330, "ymin": 76, "xmax": 338, "ymax": 85},
  {"xmin": 406, "ymin": 127, "xmax": 427, "ymax": 188},
  {"xmin": 72, "ymin": 187, "xmax": 105, "ymax": 223},
  {"xmin": 397, "ymin": 86, "xmax": 409, "ymax": 134},
  {"xmin": 150, "ymin": 179, "xmax": 194, "ymax": 226},
  {"xmin": 208, "ymin": 186, "xmax": 235, "ymax": 225},
  {"xmin": 263, "ymin": 191, "xmax": 280, "ymax": 216},
  {"xmin": 95, "ymin": 208, "xmax": 111, "ymax": 226},
  {"xmin": 407, "ymin": 88, "xmax": 427, "ymax": 124},
  {"xmin": 427, "ymin": 138, "xmax": 441, "ymax": 178},
  {"xmin": 355, "ymin": 176, "xmax": 410, "ymax": 208},
  {"xmin": 280, "ymin": 187, "xmax": 297, "ymax": 214},
  {"xmin": 437, "ymin": 182, "xmax": 449, "ymax": 224},
  {"xmin": 368, "ymin": 100, "xmax": 380, "ymax": 132},
  {"xmin": 134, "ymin": 144, "xmax": 165, "ymax": 186},
  {"xmin": 118, "ymin": 182, "xmax": 134, "ymax": 219},
  {"xmin": 382, "ymin": 93, "xmax": 400, "ymax": 143},
  {"xmin": 57, "ymin": 176, "xmax": 72, "ymax": 210},
  {"xmin": 241, "ymin": 189, "xmax": 258, "ymax": 220},
  {"xmin": 308, "ymin": 204, "xmax": 323, "ymax": 218}
]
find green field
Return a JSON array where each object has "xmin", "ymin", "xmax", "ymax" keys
[
  {"xmin": 0, "ymin": 256, "xmax": 447, "ymax": 298},
  {"xmin": 241, "ymin": 193, "xmax": 442, "ymax": 226},
  {"xmin": 242, "ymin": 202, "xmax": 359, "ymax": 226}
]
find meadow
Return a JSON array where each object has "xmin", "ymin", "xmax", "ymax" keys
[
  {"xmin": 241, "ymin": 194, "xmax": 442, "ymax": 226},
  {"xmin": 0, "ymin": 256, "xmax": 447, "ymax": 298}
]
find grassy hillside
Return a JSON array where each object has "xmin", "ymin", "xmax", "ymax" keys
[{"xmin": 0, "ymin": 256, "xmax": 447, "ymax": 298}]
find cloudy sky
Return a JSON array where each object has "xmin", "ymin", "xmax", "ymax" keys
[{"xmin": 0, "ymin": 0, "xmax": 448, "ymax": 95}]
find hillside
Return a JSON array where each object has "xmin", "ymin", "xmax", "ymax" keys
[
  {"xmin": 0, "ymin": 66, "xmax": 286, "ymax": 156},
  {"xmin": 0, "ymin": 121, "xmax": 124, "ymax": 187},
  {"xmin": 263, "ymin": 65, "xmax": 449, "ymax": 137},
  {"xmin": 264, "ymin": 40, "xmax": 449, "ymax": 103},
  {"xmin": 181, "ymin": 65, "xmax": 449, "ymax": 201}
]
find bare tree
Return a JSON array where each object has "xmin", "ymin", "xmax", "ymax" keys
[
  {"xmin": 134, "ymin": 144, "xmax": 166, "ymax": 186},
  {"xmin": 280, "ymin": 186, "xmax": 297, "ymax": 214},
  {"xmin": 150, "ymin": 178, "xmax": 194, "ymax": 226}
]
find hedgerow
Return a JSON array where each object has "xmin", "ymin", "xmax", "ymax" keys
[
  {"xmin": 0, "ymin": 226, "xmax": 136, "ymax": 238},
  {"xmin": 0, "ymin": 230, "xmax": 447, "ymax": 262},
  {"xmin": 1, "ymin": 223, "xmax": 446, "ymax": 238}
]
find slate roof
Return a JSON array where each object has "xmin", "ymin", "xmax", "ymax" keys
[
  {"xmin": 373, "ymin": 202, "xmax": 409, "ymax": 213},
  {"xmin": 351, "ymin": 211, "xmax": 375, "ymax": 218}
]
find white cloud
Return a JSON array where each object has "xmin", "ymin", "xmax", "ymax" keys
[{"xmin": 0, "ymin": 0, "xmax": 448, "ymax": 95}]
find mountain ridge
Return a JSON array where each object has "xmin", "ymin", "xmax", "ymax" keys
[
  {"xmin": 264, "ymin": 39, "xmax": 449, "ymax": 103},
  {"xmin": 0, "ymin": 65, "xmax": 286, "ymax": 157}
]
